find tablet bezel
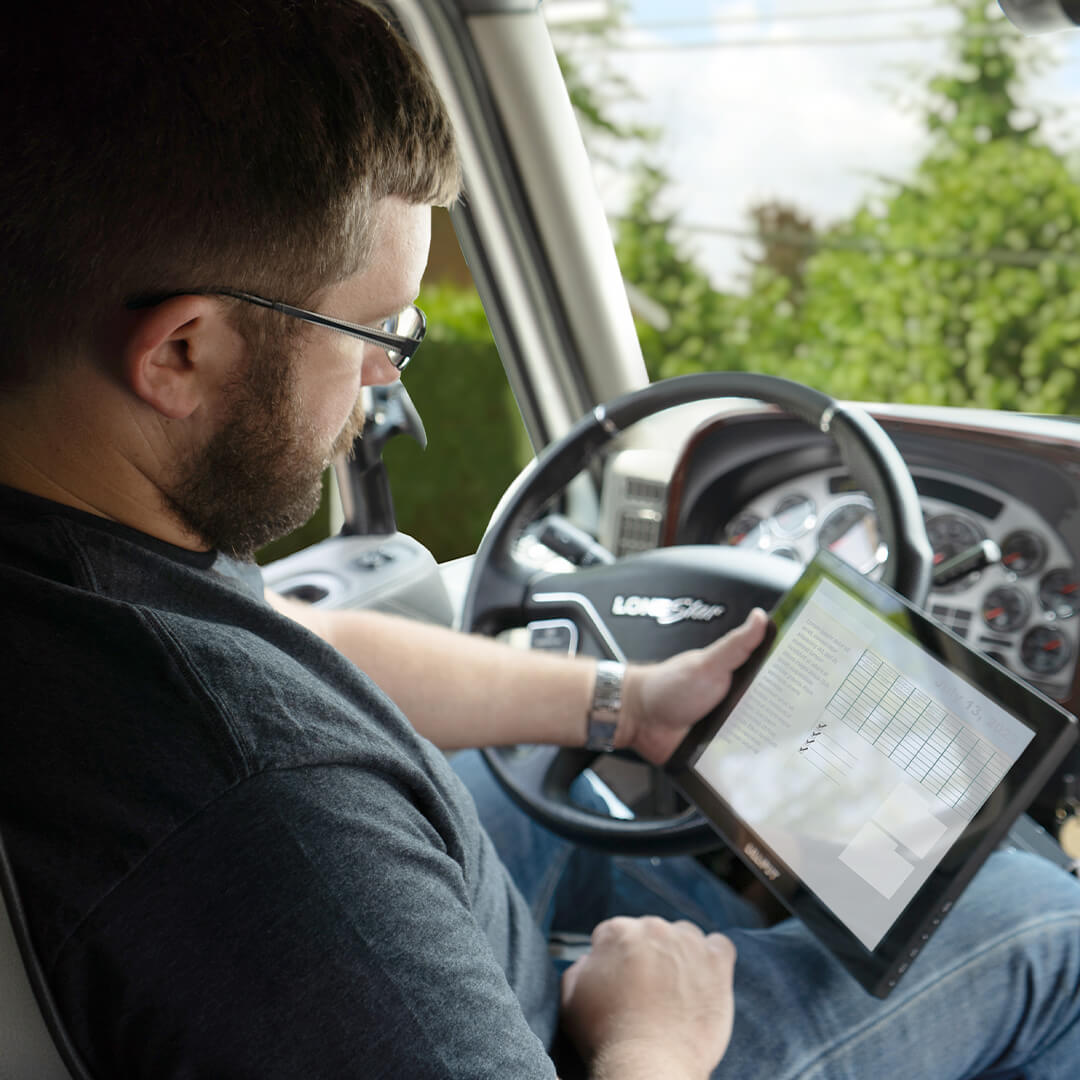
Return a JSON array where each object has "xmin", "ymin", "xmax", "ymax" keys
[{"xmin": 666, "ymin": 549, "xmax": 1078, "ymax": 997}]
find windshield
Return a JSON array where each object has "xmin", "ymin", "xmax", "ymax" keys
[{"xmin": 546, "ymin": 0, "xmax": 1080, "ymax": 416}]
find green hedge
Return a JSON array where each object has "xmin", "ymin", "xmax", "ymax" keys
[{"xmin": 382, "ymin": 284, "xmax": 532, "ymax": 561}]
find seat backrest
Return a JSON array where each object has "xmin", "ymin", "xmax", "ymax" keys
[{"xmin": 0, "ymin": 836, "xmax": 89, "ymax": 1080}]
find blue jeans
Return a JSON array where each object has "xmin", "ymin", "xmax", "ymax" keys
[{"xmin": 453, "ymin": 749, "xmax": 1080, "ymax": 1080}]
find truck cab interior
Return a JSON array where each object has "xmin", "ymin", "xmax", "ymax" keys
[{"xmin": 4, "ymin": 0, "xmax": 1080, "ymax": 1075}]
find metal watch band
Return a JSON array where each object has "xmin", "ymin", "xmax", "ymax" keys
[{"xmin": 585, "ymin": 659, "xmax": 625, "ymax": 752}]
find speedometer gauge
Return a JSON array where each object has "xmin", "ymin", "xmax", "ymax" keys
[{"xmin": 772, "ymin": 493, "xmax": 815, "ymax": 537}]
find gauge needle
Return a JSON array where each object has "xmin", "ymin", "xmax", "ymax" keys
[
  {"xmin": 1044, "ymin": 640, "xmax": 1062, "ymax": 652},
  {"xmin": 986, "ymin": 607, "xmax": 1004, "ymax": 620}
]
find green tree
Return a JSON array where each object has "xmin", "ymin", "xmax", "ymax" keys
[
  {"xmin": 619, "ymin": 0, "xmax": 1080, "ymax": 414},
  {"xmin": 614, "ymin": 163, "xmax": 749, "ymax": 381},
  {"xmin": 550, "ymin": 2, "xmax": 655, "ymax": 163},
  {"xmin": 743, "ymin": 200, "xmax": 817, "ymax": 296},
  {"xmin": 781, "ymin": 0, "xmax": 1080, "ymax": 412},
  {"xmin": 924, "ymin": 0, "xmax": 1038, "ymax": 149}
]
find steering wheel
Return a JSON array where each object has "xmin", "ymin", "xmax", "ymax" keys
[{"xmin": 461, "ymin": 373, "xmax": 933, "ymax": 855}]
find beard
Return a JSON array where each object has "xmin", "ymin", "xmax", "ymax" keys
[{"xmin": 164, "ymin": 337, "xmax": 367, "ymax": 560}]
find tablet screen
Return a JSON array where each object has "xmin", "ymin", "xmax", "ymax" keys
[{"xmin": 689, "ymin": 572, "xmax": 1037, "ymax": 951}]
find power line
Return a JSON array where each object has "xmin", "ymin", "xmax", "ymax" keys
[
  {"xmin": 564, "ymin": 28, "xmax": 1020, "ymax": 52},
  {"xmin": 612, "ymin": 217, "xmax": 1080, "ymax": 269},
  {"xmin": 610, "ymin": 4, "xmax": 955, "ymax": 31},
  {"xmin": 550, "ymin": 2, "xmax": 954, "ymax": 31}
]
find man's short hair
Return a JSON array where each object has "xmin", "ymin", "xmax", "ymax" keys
[{"xmin": 0, "ymin": 0, "xmax": 461, "ymax": 388}]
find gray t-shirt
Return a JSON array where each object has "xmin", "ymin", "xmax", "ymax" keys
[{"xmin": 0, "ymin": 486, "xmax": 559, "ymax": 1077}]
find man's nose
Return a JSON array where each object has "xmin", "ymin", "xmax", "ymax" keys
[{"xmin": 362, "ymin": 344, "xmax": 402, "ymax": 386}]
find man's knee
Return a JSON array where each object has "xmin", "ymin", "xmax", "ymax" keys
[
  {"xmin": 941, "ymin": 850, "xmax": 1080, "ymax": 996},
  {"xmin": 960, "ymin": 850, "xmax": 1080, "ymax": 929}
]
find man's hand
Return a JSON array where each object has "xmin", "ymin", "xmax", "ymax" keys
[
  {"xmin": 618, "ymin": 608, "xmax": 769, "ymax": 765},
  {"xmin": 560, "ymin": 916, "xmax": 737, "ymax": 1080}
]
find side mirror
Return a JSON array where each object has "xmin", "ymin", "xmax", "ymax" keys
[{"xmin": 336, "ymin": 383, "xmax": 427, "ymax": 537}]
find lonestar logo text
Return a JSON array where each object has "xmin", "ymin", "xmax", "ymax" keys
[{"xmin": 610, "ymin": 595, "xmax": 726, "ymax": 626}]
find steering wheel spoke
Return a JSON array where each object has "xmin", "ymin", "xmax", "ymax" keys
[
  {"xmin": 485, "ymin": 744, "xmax": 719, "ymax": 855},
  {"xmin": 462, "ymin": 547, "xmax": 538, "ymax": 638}
]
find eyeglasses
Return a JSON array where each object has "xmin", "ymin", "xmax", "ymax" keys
[{"xmin": 126, "ymin": 288, "xmax": 427, "ymax": 372}]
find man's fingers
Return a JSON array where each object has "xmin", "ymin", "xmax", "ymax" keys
[
  {"xmin": 591, "ymin": 915, "xmax": 637, "ymax": 946},
  {"xmin": 705, "ymin": 932, "xmax": 737, "ymax": 963},
  {"xmin": 709, "ymin": 607, "xmax": 768, "ymax": 665},
  {"xmin": 560, "ymin": 956, "xmax": 583, "ymax": 1002}
]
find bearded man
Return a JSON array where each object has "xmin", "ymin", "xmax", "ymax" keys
[{"xmin": 0, "ymin": 3, "xmax": 1078, "ymax": 1079}]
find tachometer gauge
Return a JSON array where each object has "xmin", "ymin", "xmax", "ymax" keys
[
  {"xmin": 1000, "ymin": 530, "xmax": 1047, "ymax": 578},
  {"xmin": 817, "ymin": 500, "xmax": 884, "ymax": 574},
  {"xmin": 1020, "ymin": 626, "xmax": 1071, "ymax": 675},
  {"xmin": 723, "ymin": 512, "xmax": 765, "ymax": 549},
  {"xmin": 772, "ymin": 493, "xmax": 815, "ymax": 538},
  {"xmin": 1039, "ymin": 568, "xmax": 1080, "ymax": 619},
  {"xmin": 981, "ymin": 587, "xmax": 1029, "ymax": 633}
]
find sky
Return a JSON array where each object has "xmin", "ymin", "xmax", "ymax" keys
[{"xmin": 545, "ymin": 0, "xmax": 1080, "ymax": 289}]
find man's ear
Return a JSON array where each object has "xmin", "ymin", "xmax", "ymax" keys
[{"xmin": 121, "ymin": 295, "xmax": 244, "ymax": 420}]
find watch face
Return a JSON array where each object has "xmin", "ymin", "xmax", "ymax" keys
[
  {"xmin": 587, "ymin": 661, "xmax": 625, "ymax": 752},
  {"xmin": 591, "ymin": 661, "xmax": 625, "ymax": 714}
]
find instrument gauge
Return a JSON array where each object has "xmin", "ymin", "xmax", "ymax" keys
[
  {"xmin": 926, "ymin": 513, "xmax": 984, "ymax": 566},
  {"xmin": 1039, "ymin": 568, "xmax": 1080, "ymax": 619},
  {"xmin": 817, "ymin": 500, "xmax": 884, "ymax": 575},
  {"xmin": 1000, "ymin": 530, "xmax": 1047, "ymax": 578},
  {"xmin": 723, "ymin": 513, "xmax": 765, "ymax": 549},
  {"xmin": 981, "ymin": 587, "xmax": 1029, "ymax": 633},
  {"xmin": 926, "ymin": 513, "xmax": 984, "ymax": 591},
  {"xmin": 1020, "ymin": 626, "xmax": 1071, "ymax": 675},
  {"xmin": 772, "ymin": 493, "xmax": 815, "ymax": 538}
]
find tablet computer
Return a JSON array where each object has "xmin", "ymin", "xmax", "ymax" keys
[{"xmin": 665, "ymin": 549, "xmax": 1078, "ymax": 997}]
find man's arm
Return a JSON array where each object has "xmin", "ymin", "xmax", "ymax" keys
[{"xmin": 267, "ymin": 591, "xmax": 767, "ymax": 761}]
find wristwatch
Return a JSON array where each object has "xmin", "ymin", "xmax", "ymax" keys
[{"xmin": 585, "ymin": 659, "xmax": 625, "ymax": 752}]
